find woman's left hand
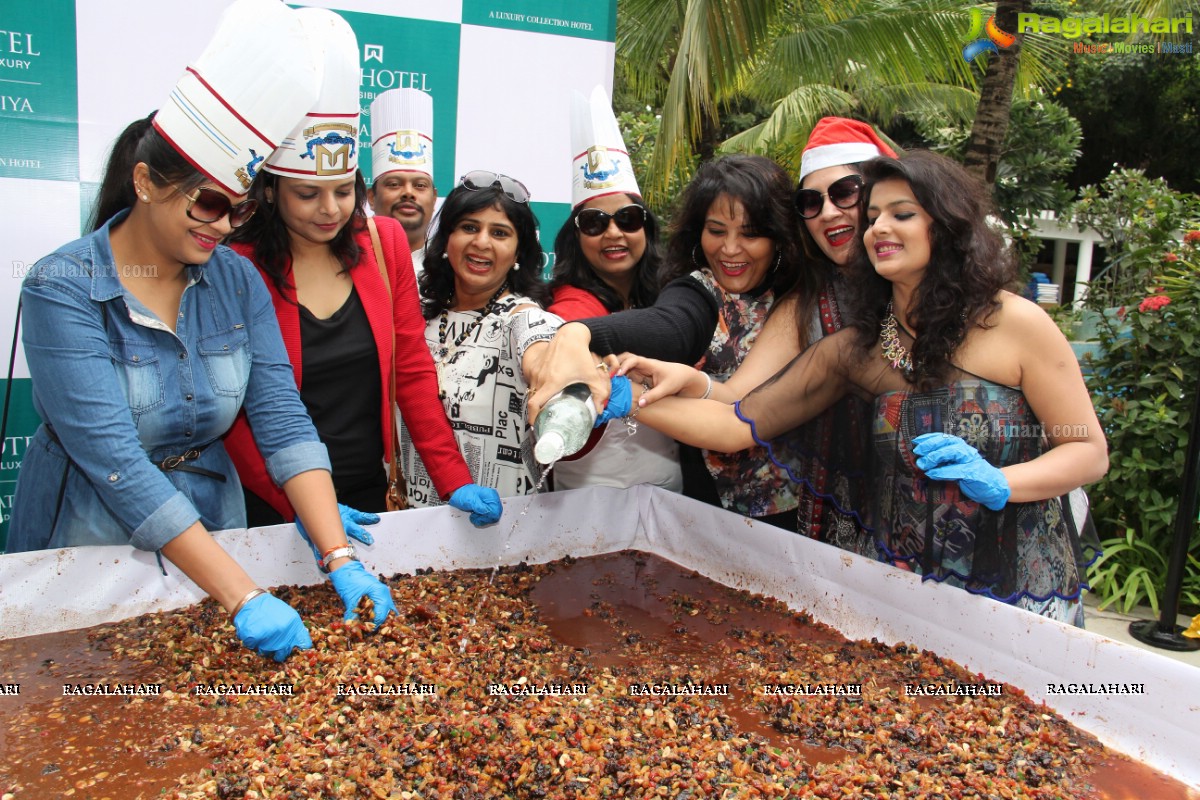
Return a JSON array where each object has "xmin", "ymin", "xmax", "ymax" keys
[
  {"xmin": 913, "ymin": 433, "xmax": 1010, "ymax": 511},
  {"xmin": 615, "ymin": 355, "xmax": 707, "ymax": 407},
  {"xmin": 328, "ymin": 560, "xmax": 399, "ymax": 627},
  {"xmin": 448, "ymin": 484, "xmax": 503, "ymax": 526},
  {"xmin": 295, "ymin": 504, "xmax": 379, "ymax": 562}
]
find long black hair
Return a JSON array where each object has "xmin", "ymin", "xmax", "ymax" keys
[
  {"xmin": 227, "ymin": 170, "xmax": 369, "ymax": 301},
  {"xmin": 661, "ymin": 154, "xmax": 803, "ymax": 300},
  {"xmin": 549, "ymin": 193, "xmax": 663, "ymax": 312},
  {"xmin": 846, "ymin": 150, "xmax": 1016, "ymax": 388},
  {"xmin": 90, "ymin": 112, "xmax": 207, "ymax": 231},
  {"xmin": 419, "ymin": 181, "xmax": 550, "ymax": 319}
]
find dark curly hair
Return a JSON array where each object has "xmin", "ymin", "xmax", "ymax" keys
[
  {"xmin": 549, "ymin": 194, "xmax": 663, "ymax": 312},
  {"xmin": 226, "ymin": 170, "xmax": 369, "ymax": 302},
  {"xmin": 662, "ymin": 154, "xmax": 804, "ymax": 301},
  {"xmin": 846, "ymin": 150, "xmax": 1017, "ymax": 389},
  {"xmin": 419, "ymin": 180, "xmax": 550, "ymax": 319},
  {"xmin": 91, "ymin": 112, "xmax": 210, "ymax": 231}
]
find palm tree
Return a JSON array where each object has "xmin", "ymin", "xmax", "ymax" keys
[{"xmin": 618, "ymin": 0, "xmax": 1063, "ymax": 202}]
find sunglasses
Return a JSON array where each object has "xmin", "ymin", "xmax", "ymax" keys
[
  {"xmin": 458, "ymin": 170, "xmax": 531, "ymax": 204},
  {"xmin": 794, "ymin": 174, "xmax": 864, "ymax": 220},
  {"xmin": 574, "ymin": 204, "xmax": 647, "ymax": 237},
  {"xmin": 150, "ymin": 168, "xmax": 257, "ymax": 228}
]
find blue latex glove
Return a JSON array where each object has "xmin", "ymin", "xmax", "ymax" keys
[
  {"xmin": 913, "ymin": 432, "xmax": 1011, "ymax": 511},
  {"xmin": 328, "ymin": 560, "xmax": 399, "ymax": 626},
  {"xmin": 295, "ymin": 503, "xmax": 379, "ymax": 563},
  {"xmin": 448, "ymin": 484, "xmax": 503, "ymax": 526},
  {"xmin": 233, "ymin": 593, "xmax": 312, "ymax": 662},
  {"xmin": 595, "ymin": 375, "xmax": 632, "ymax": 426}
]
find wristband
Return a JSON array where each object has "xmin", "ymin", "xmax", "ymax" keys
[
  {"xmin": 230, "ymin": 587, "xmax": 267, "ymax": 619},
  {"xmin": 319, "ymin": 544, "xmax": 357, "ymax": 573},
  {"xmin": 698, "ymin": 372, "xmax": 713, "ymax": 400}
]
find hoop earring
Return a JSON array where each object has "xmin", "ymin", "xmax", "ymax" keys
[
  {"xmin": 771, "ymin": 249, "xmax": 782, "ymax": 273},
  {"xmin": 692, "ymin": 244, "xmax": 706, "ymax": 270}
]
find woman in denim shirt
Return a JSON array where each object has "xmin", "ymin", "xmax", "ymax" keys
[{"xmin": 9, "ymin": 115, "xmax": 397, "ymax": 661}]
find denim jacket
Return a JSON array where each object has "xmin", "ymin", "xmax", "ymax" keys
[{"xmin": 7, "ymin": 210, "xmax": 329, "ymax": 552}]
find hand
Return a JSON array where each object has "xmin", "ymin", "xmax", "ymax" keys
[
  {"xmin": 295, "ymin": 503, "xmax": 380, "ymax": 563},
  {"xmin": 233, "ymin": 593, "xmax": 313, "ymax": 662},
  {"xmin": 913, "ymin": 432, "xmax": 1010, "ymax": 511},
  {"xmin": 448, "ymin": 484, "xmax": 503, "ymax": 526},
  {"xmin": 328, "ymin": 561, "xmax": 399, "ymax": 627},
  {"xmin": 615, "ymin": 355, "xmax": 708, "ymax": 407},
  {"xmin": 595, "ymin": 376, "xmax": 632, "ymax": 426},
  {"xmin": 526, "ymin": 323, "xmax": 612, "ymax": 423}
]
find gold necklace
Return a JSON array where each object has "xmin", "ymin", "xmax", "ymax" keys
[{"xmin": 879, "ymin": 301, "xmax": 914, "ymax": 378}]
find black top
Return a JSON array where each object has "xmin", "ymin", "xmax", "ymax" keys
[
  {"xmin": 580, "ymin": 274, "xmax": 719, "ymax": 364},
  {"xmin": 299, "ymin": 287, "xmax": 384, "ymax": 490}
]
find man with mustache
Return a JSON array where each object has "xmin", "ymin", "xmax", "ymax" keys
[{"xmin": 368, "ymin": 88, "xmax": 437, "ymax": 273}]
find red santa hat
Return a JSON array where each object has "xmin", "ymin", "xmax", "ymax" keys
[{"xmin": 799, "ymin": 117, "xmax": 897, "ymax": 183}]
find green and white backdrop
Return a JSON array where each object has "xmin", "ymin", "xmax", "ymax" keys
[{"xmin": 0, "ymin": 0, "xmax": 618, "ymax": 549}]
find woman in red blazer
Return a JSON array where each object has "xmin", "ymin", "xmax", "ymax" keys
[{"xmin": 224, "ymin": 169, "xmax": 501, "ymax": 528}]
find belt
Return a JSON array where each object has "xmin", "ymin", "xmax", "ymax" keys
[{"xmin": 157, "ymin": 444, "xmax": 225, "ymax": 482}]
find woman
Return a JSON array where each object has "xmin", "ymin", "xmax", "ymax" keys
[
  {"xmin": 617, "ymin": 151, "xmax": 1107, "ymax": 625},
  {"xmin": 544, "ymin": 89, "xmax": 681, "ymax": 491},
  {"xmin": 532, "ymin": 154, "xmax": 806, "ymax": 529},
  {"xmin": 224, "ymin": 172, "xmax": 501, "ymax": 526},
  {"xmin": 9, "ymin": 113, "xmax": 396, "ymax": 660},
  {"xmin": 403, "ymin": 171, "xmax": 563, "ymax": 501}
]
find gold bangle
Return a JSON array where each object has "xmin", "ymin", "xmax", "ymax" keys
[
  {"xmin": 231, "ymin": 587, "xmax": 267, "ymax": 619},
  {"xmin": 699, "ymin": 372, "xmax": 713, "ymax": 400}
]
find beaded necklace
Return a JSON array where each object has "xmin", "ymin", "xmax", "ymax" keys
[
  {"xmin": 435, "ymin": 282, "xmax": 510, "ymax": 364},
  {"xmin": 879, "ymin": 300, "xmax": 914, "ymax": 379}
]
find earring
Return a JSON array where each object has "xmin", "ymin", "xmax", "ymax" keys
[
  {"xmin": 692, "ymin": 244, "xmax": 706, "ymax": 270},
  {"xmin": 441, "ymin": 252, "xmax": 449, "ymax": 260},
  {"xmin": 771, "ymin": 249, "xmax": 782, "ymax": 273},
  {"xmin": 512, "ymin": 262, "xmax": 521, "ymax": 271},
  {"xmin": 141, "ymin": 194, "xmax": 149, "ymax": 202}
]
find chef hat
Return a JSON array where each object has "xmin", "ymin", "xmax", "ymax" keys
[
  {"xmin": 152, "ymin": 0, "xmax": 322, "ymax": 196},
  {"xmin": 264, "ymin": 8, "xmax": 360, "ymax": 181},
  {"xmin": 798, "ymin": 117, "xmax": 898, "ymax": 183},
  {"xmin": 370, "ymin": 88, "xmax": 434, "ymax": 183},
  {"xmin": 570, "ymin": 85, "xmax": 639, "ymax": 207}
]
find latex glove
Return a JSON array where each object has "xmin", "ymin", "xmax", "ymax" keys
[
  {"xmin": 913, "ymin": 432, "xmax": 1011, "ymax": 511},
  {"xmin": 595, "ymin": 375, "xmax": 632, "ymax": 426},
  {"xmin": 295, "ymin": 503, "xmax": 379, "ymax": 563},
  {"xmin": 448, "ymin": 484, "xmax": 503, "ymax": 526},
  {"xmin": 233, "ymin": 593, "xmax": 312, "ymax": 662},
  {"xmin": 328, "ymin": 560, "xmax": 399, "ymax": 626}
]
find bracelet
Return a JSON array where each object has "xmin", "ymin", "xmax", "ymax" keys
[
  {"xmin": 230, "ymin": 587, "xmax": 267, "ymax": 619},
  {"xmin": 699, "ymin": 372, "xmax": 713, "ymax": 400},
  {"xmin": 321, "ymin": 543, "xmax": 351, "ymax": 561},
  {"xmin": 319, "ymin": 544, "xmax": 358, "ymax": 573},
  {"xmin": 629, "ymin": 381, "xmax": 650, "ymax": 418}
]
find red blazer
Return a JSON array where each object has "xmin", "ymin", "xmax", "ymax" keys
[{"xmin": 224, "ymin": 216, "xmax": 471, "ymax": 519}]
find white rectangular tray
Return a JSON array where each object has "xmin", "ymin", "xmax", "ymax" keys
[{"xmin": 2, "ymin": 486, "xmax": 1196, "ymax": 788}]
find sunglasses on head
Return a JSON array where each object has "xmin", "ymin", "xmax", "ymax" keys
[
  {"xmin": 794, "ymin": 174, "xmax": 864, "ymax": 220},
  {"xmin": 150, "ymin": 168, "xmax": 257, "ymax": 228},
  {"xmin": 458, "ymin": 170, "xmax": 531, "ymax": 204},
  {"xmin": 574, "ymin": 204, "xmax": 647, "ymax": 237}
]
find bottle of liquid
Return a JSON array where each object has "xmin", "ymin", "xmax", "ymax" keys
[{"xmin": 533, "ymin": 382, "xmax": 597, "ymax": 465}]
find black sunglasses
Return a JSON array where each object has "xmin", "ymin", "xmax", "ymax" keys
[
  {"xmin": 150, "ymin": 168, "xmax": 257, "ymax": 228},
  {"xmin": 794, "ymin": 174, "xmax": 864, "ymax": 220},
  {"xmin": 458, "ymin": 170, "xmax": 531, "ymax": 204},
  {"xmin": 574, "ymin": 204, "xmax": 647, "ymax": 237}
]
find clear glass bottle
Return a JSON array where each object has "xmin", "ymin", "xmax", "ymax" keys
[{"xmin": 533, "ymin": 382, "xmax": 597, "ymax": 465}]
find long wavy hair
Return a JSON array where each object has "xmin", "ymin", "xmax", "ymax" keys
[
  {"xmin": 420, "ymin": 181, "xmax": 550, "ymax": 319},
  {"xmin": 91, "ymin": 112, "xmax": 209, "ymax": 231},
  {"xmin": 549, "ymin": 193, "xmax": 663, "ymax": 312},
  {"xmin": 661, "ymin": 154, "xmax": 804, "ymax": 303},
  {"xmin": 227, "ymin": 170, "xmax": 369, "ymax": 301},
  {"xmin": 846, "ymin": 150, "xmax": 1017, "ymax": 389}
]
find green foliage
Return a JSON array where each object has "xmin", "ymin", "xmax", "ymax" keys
[
  {"xmin": 615, "ymin": 106, "xmax": 695, "ymax": 221},
  {"xmin": 1070, "ymin": 168, "xmax": 1200, "ymax": 309},
  {"xmin": 909, "ymin": 93, "xmax": 1082, "ymax": 270},
  {"xmin": 1084, "ymin": 238, "xmax": 1200, "ymax": 613}
]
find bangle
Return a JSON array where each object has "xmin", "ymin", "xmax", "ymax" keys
[
  {"xmin": 231, "ymin": 587, "xmax": 267, "ymax": 619},
  {"xmin": 699, "ymin": 372, "xmax": 713, "ymax": 400}
]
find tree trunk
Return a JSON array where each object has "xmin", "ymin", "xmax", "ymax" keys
[{"xmin": 963, "ymin": 0, "xmax": 1028, "ymax": 192}]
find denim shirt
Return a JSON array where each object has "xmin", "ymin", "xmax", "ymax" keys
[{"xmin": 7, "ymin": 210, "xmax": 329, "ymax": 552}]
